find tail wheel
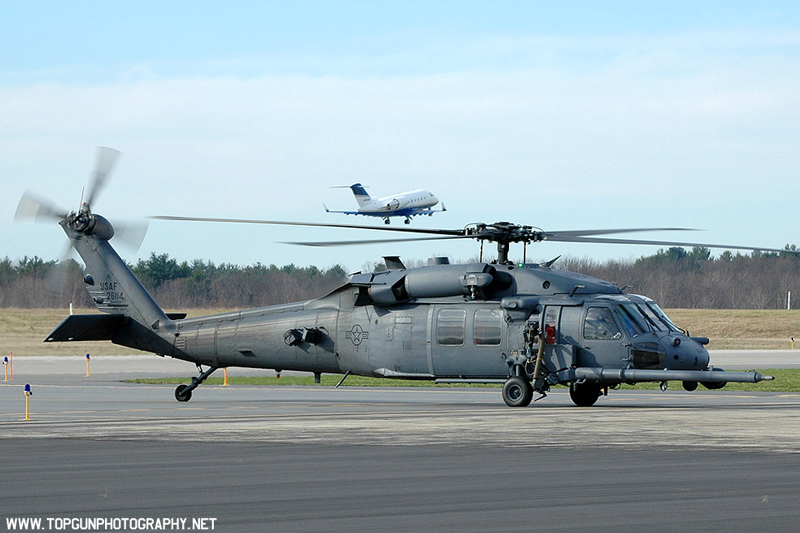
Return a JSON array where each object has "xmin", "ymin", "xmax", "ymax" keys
[
  {"xmin": 569, "ymin": 382, "xmax": 601, "ymax": 407},
  {"xmin": 175, "ymin": 384, "xmax": 192, "ymax": 402},
  {"xmin": 502, "ymin": 377, "xmax": 533, "ymax": 408}
]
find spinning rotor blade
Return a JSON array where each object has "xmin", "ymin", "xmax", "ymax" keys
[
  {"xmin": 15, "ymin": 191, "xmax": 68, "ymax": 223},
  {"xmin": 282, "ymin": 235, "xmax": 474, "ymax": 247},
  {"xmin": 111, "ymin": 219, "xmax": 150, "ymax": 251},
  {"xmin": 84, "ymin": 146, "xmax": 121, "ymax": 209},
  {"xmin": 149, "ymin": 215, "xmax": 466, "ymax": 236},
  {"xmin": 150, "ymin": 214, "xmax": 796, "ymax": 257},
  {"xmin": 44, "ymin": 241, "xmax": 76, "ymax": 296},
  {"xmin": 545, "ymin": 234, "xmax": 796, "ymax": 255},
  {"xmin": 542, "ymin": 227, "xmax": 696, "ymax": 238}
]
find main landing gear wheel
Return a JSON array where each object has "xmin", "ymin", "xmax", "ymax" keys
[
  {"xmin": 175, "ymin": 384, "xmax": 192, "ymax": 402},
  {"xmin": 502, "ymin": 377, "xmax": 533, "ymax": 407},
  {"xmin": 569, "ymin": 382, "xmax": 601, "ymax": 407}
]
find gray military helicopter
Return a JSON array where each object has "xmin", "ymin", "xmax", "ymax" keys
[{"xmin": 19, "ymin": 148, "xmax": 786, "ymax": 407}]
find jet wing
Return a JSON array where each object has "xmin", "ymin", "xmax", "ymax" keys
[{"xmin": 323, "ymin": 205, "xmax": 367, "ymax": 216}]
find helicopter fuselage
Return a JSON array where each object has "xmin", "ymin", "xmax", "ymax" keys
[
  {"xmin": 48, "ymin": 225, "xmax": 770, "ymax": 406},
  {"xmin": 167, "ymin": 262, "xmax": 711, "ymax": 383},
  {"xmin": 24, "ymin": 148, "xmax": 776, "ymax": 407}
]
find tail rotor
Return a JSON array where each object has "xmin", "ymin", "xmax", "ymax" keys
[{"xmin": 14, "ymin": 147, "xmax": 148, "ymax": 295}]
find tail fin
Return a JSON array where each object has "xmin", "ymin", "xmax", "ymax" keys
[
  {"xmin": 349, "ymin": 183, "xmax": 371, "ymax": 207},
  {"xmin": 69, "ymin": 222, "xmax": 171, "ymax": 329},
  {"xmin": 50, "ymin": 217, "xmax": 177, "ymax": 354}
]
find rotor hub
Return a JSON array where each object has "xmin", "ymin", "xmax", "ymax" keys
[
  {"xmin": 465, "ymin": 222, "xmax": 544, "ymax": 244},
  {"xmin": 63, "ymin": 209, "xmax": 115, "ymax": 241},
  {"xmin": 67, "ymin": 207, "xmax": 93, "ymax": 233}
]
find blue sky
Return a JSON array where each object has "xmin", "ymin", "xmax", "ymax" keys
[{"xmin": 2, "ymin": 1, "xmax": 800, "ymax": 272}]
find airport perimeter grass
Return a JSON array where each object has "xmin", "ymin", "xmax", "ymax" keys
[
  {"xmin": 132, "ymin": 368, "xmax": 800, "ymax": 393},
  {"xmin": 2, "ymin": 308, "xmax": 800, "ymax": 356}
]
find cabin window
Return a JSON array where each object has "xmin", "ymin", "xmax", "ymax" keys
[
  {"xmin": 474, "ymin": 309, "xmax": 503, "ymax": 345},
  {"xmin": 583, "ymin": 307, "xmax": 622, "ymax": 340},
  {"xmin": 437, "ymin": 308, "xmax": 466, "ymax": 346}
]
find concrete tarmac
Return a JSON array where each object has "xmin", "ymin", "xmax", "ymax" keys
[
  {"xmin": 2, "ymin": 353, "xmax": 800, "ymax": 532},
  {"xmin": 6, "ymin": 348, "xmax": 798, "ymax": 379}
]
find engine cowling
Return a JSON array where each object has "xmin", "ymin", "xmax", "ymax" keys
[{"xmin": 353, "ymin": 263, "xmax": 504, "ymax": 306}]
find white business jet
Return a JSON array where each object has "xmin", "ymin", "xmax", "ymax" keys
[{"xmin": 325, "ymin": 183, "xmax": 445, "ymax": 224}]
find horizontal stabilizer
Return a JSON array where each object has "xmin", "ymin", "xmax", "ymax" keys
[{"xmin": 45, "ymin": 314, "xmax": 126, "ymax": 342}]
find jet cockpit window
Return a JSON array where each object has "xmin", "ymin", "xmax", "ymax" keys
[
  {"xmin": 437, "ymin": 308, "xmax": 466, "ymax": 346},
  {"xmin": 584, "ymin": 307, "xmax": 622, "ymax": 340},
  {"xmin": 615, "ymin": 304, "xmax": 647, "ymax": 338}
]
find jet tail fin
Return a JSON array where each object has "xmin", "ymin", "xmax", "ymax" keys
[{"xmin": 349, "ymin": 183, "xmax": 371, "ymax": 207}]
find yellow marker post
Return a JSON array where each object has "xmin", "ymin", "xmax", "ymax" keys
[
  {"xmin": 223, "ymin": 367, "xmax": 228, "ymax": 386},
  {"xmin": 792, "ymin": 337, "xmax": 795, "ymax": 350},
  {"xmin": 24, "ymin": 384, "xmax": 32, "ymax": 421},
  {"xmin": 86, "ymin": 354, "xmax": 91, "ymax": 377},
  {"xmin": 3, "ymin": 357, "xmax": 8, "ymax": 382}
]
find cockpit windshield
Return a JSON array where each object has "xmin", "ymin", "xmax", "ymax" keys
[
  {"xmin": 614, "ymin": 304, "xmax": 648, "ymax": 338},
  {"xmin": 636, "ymin": 304, "xmax": 670, "ymax": 332},
  {"xmin": 645, "ymin": 303, "xmax": 682, "ymax": 333}
]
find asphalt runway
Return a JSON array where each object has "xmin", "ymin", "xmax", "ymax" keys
[{"xmin": 2, "ymin": 354, "xmax": 800, "ymax": 532}]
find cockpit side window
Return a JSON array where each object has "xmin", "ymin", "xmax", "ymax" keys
[{"xmin": 584, "ymin": 307, "xmax": 622, "ymax": 340}]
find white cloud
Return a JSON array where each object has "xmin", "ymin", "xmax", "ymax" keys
[{"xmin": 2, "ymin": 29, "xmax": 799, "ymax": 269}]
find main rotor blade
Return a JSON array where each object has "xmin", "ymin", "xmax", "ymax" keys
[
  {"xmin": 543, "ymin": 227, "xmax": 697, "ymax": 238},
  {"xmin": 150, "ymin": 215, "xmax": 790, "ymax": 255},
  {"xmin": 149, "ymin": 215, "xmax": 466, "ymax": 236},
  {"xmin": 85, "ymin": 146, "xmax": 121, "ymax": 209},
  {"xmin": 152, "ymin": 216, "xmax": 703, "ymax": 240},
  {"xmin": 14, "ymin": 191, "xmax": 68, "ymax": 223},
  {"xmin": 548, "ymin": 234, "xmax": 797, "ymax": 255},
  {"xmin": 282, "ymin": 235, "xmax": 473, "ymax": 247}
]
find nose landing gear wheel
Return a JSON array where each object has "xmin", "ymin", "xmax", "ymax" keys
[{"xmin": 502, "ymin": 377, "xmax": 534, "ymax": 407}]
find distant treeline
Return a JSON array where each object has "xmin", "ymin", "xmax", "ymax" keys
[
  {"xmin": 557, "ymin": 246, "xmax": 800, "ymax": 309},
  {"xmin": 0, "ymin": 254, "xmax": 349, "ymax": 310},
  {"xmin": 1, "ymin": 246, "xmax": 799, "ymax": 309}
]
